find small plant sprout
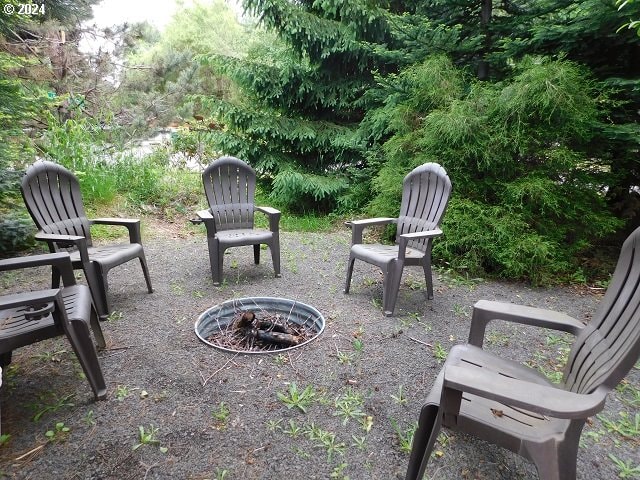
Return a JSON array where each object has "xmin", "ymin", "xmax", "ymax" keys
[
  {"xmin": 45, "ymin": 422, "xmax": 70, "ymax": 442},
  {"xmin": 266, "ymin": 419, "xmax": 283, "ymax": 432},
  {"xmin": 351, "ymin": 434, "xmax": 367, "ymax": 451},
  {"xmin": 330, "ymin": 462, "xmax": 349, "ymax": 479},
  {"xmin": 352, "ymin": 338, "xmax": 364, "ymax": 354},
  {"xmin": 391, "ymin": 385, "xmax": 408, "ymax": 406},
  {"xmin": 333, "ymin": 388, "xmax": 365, "ymax": 425},
  {"xmin": 31, "ymin": 393, "xmax": 75, "ymax": 422},
  {"xmin": 211, "ymin": 402, "xmax": 230, "ymax": 428},
  {"xmin": 283, "ymin": 419, "xmax": 303, "ymax": 438},
  {"xmin": 390, "ymin": 419, "xmax": 417, "ymax": 454},
  {"xmin": 115, "ymin": 385, "xmax": 136, "ymax": 401},
  {"xmin": 274, "ymin": 353, "xmax": 288, "ymax": 366},
  {"xmin": 0, "ymin": 434, "xmax": 11, "ymax": 447},
  {"xmin": 107, "ymin": 310, "xmax": 123, "ymax": 322},
  {"xmin": 360, "ymin": 415, "xmax": 374, "ymax": 433},
  {"xmin": 276, "ymin": 383, "xmax": 316, "ymax": 413},
  {"xmin": 292, "ymin": 446, "xmax": 311, "ymax": 459},
  {"xmin": 83, "ymin": 409, "xmax": 96, "ymax": 426},
  {"xmin": 432, "ymin": 342, "xmax": 447, "ymax": 363},
  {"xmin": 215, "ymin": 468, "xmax": 229, "ymax": 480},
  {"xmin": 133, "ymin": 425, "xmax": 166, "ymax": 452},
  {"xmin": 608, "ymin": 453, "xmax": 640, "ymax": 478}
]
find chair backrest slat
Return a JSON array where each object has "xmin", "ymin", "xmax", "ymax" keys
[
  {"xmin": 564, "ymin": 227, "xmax": 640, "ymax": 393},
  {"xmin": 203, "ymin": 156, "xmax": 256, "ymax": 231},
  {"xmin": 21, "ymin": 161, "xmax": 92, "ymax": 245},
  {"xmin": 397, "ymin": 163, "xmax": 451, "ymax": 252}
]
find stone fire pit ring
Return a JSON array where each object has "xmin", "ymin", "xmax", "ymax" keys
[{"xmin": 195, "ymin": 296, "xmax": 325, "ymax": 354}]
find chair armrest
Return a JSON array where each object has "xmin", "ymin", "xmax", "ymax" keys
[
  {"xmin": 90, "ymin": 218, "xmax": 141, "ymax": 244},
  {"xmin": 443, "ymin": 365, "xmax": 608, "ymax": 419},
  {"xmin": 256, "ymin": 206, "xmax": 281, "ymax": 233},
  {"xmin": 397, "ymin": 229, "xmax": 443, "ymax": 260},
  {"xmin": 468, "ymin": 300, "xmax": 585, "ymax": 347},
  {"xmin": 0, "ymin": 252, "xmax": 76, "ymax": 286},
  {"xmin": 34, "ymin": 232, "xmax": 91, "ymax": 265},
  {"xmin": 0, "ymin": 289, "xmax": 61, "ymax": 311},
  {"xmin": 196, "ymin": 209, "xmax": 217, "ymax": 235},
  {"xmin": 345, "ymin": 217, "xmax": 397, "ymax": 245}
]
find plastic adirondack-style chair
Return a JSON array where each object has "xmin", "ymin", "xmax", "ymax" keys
[
  {"xmin": 406, "ymin": 226, "xmax": 640, "ymax": 480},
  {"xmin": 196, "ymin": 156, "xmax": 281, "ymax": 285},
  {"xmin": 21, "ymin": 160, "xmax": 153, "ymax": 319},
  {"xmin": 0, "ymin": 252, "xmax": 107, "ymax": 401},
  {"xmin": 344, "ymin": 163, "xmax": 451, "ymax": 316}
]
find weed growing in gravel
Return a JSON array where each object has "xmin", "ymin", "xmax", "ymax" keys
[
  {"xmin": 33, "ymin": 349, "xmax": 68, "ymax": 363},
  {"xmin": 273, "ymin": 354, "xmax": 288, "ymax": 366},
  {"xmin": 597, "ymin": 412, "xmax": 640, "ymax": 440},
  {"xmin": 616, "ymin": 381, "xmax": 640, "ymax": 408},
  {"xmin": 293, "ymin": 446, "xmax": 311, "ymax": 458},
  {"xmin": 0, "ymin": 434, "xmax": 11, "ymax": 446},
  {"xmin": 115, "ymin": 385, "xmax": 134, "ymax": 401},
  {"xmin": 211, "ymin": 402, "xmax": 230, "ymax": 428},
  {"xmin": 30, "ymin": 393, "xmax": 75, "ymax": 422},
  {"xmin": 266, "ymin": 419, "xmax": 283, "ymax": 432},
  {"xmin": 336, "ymin": 348, "xmax": 354, "ymax": 365},
  {"xmin": 391, "ymin": 385, "xmax": 407, "ymax": 406},
  {"xmin": 45, "ymin": 422, "xmax": 70, "ymax": 442},
  {"xmin": 451, "ymin": 304, "xmax": 469, "ymax": 318},
  {"xmin": 333, "ymin": 388, "xmax": 365, "ymax": 425},
  {"xmin": 107, "ymin": 311, "xmax": 123, "ymax": 322},
  {"xmin": 283, "ymin": 419, "xmax": 303, "ymax": 437},
  {"xmin": 83, "ymin": 410, "xmax": 96, "ymax": 426},
  {"xmin": 608, "ymin": 454, "xmax": 640, "ymax": 478},
  {"xmin": 432, "ymin": 342, "xmax": 447, "ymax": 363},
  {"xmin": 277, "ymin": 383, "xmax": 316, "ymax": 413},
  {"xmin": 486, "ymin": 331, "xmax": 510, "ymax": 347},
  {"xmin": 133, "ymin": 425, "xmax": 166, "ymax": 453},
  {"xmin": 352, "ymin": 338, "xmax": 364, "ymax": 354},
  {"xmin": 390, "ymin": 419, "xmax": 417, "ymax": 454},
  {"xmin": 330, "ymin": 462, "xmax": 349, "ymax": 479},
  {"xmin": 351, "ymin": 435, "xmax": 367, "ymax": 451},
  {"xmin": 360, "ymin": 415, "xmax": 374, "ymax": 432},
  {"xmin": 214, "ymin": 467, "xmax": 229, "ymax": 479}
]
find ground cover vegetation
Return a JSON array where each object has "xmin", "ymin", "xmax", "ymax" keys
[{"xmin": 0, "ymin": 0, "xmax": 638, "ymax": 285}]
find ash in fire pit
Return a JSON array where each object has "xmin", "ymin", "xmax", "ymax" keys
[{"xmin": 195, "ymin": 297, "xmax": 324, "ymax": 354}]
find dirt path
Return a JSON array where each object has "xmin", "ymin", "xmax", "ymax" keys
[{"xmin": 0, "ymin": 230, "xmax": 637, "ymax": 479}]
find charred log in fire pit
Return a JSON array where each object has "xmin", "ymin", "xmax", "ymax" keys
[
  {"xmin": 206, "ymin": 309, "xmax": 312, "ymax": 351},
  {"xmin": 196, "ymin": 297, "xmax": 325, "ymax": 354}
]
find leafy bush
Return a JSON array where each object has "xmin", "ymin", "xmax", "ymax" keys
[{"xmin": 366, "ymin": 56, "xmax": 622, "ymax": 283}]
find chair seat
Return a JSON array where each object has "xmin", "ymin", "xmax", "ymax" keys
[
  {"xmin": 70, "ymin": 243, "xmax": 144, "ymax": 271},
  {"xmin": 216, "ymin": 229, "xmax": 274, "ymax": 247},
  {"xmin": 351, "ymin": 243, "xmax": 425, "ymax": 267},
  {"xmin": 433, "ymin": 344, "xmax": 570, "ymax": 444}
]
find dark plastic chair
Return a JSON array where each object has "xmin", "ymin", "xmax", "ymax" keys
[
  {"xmin": 21, "ymin": 160, "xmax": 153, "ymax": 319},
  {"xmin": 406, "ymin": 226, "xmax": 640, "ymax": 480},
  {"xmin": 0, "ymin": 252, "xmax": 107, "ymax": 400},
  {"xmin": 196, "ymin": 156, "xmax": 281, "ymax": 285},
  {"xmin": 344, "ymin": 163, "xmax": 451, "ymax": 316}
]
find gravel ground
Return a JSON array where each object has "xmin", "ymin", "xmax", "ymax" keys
[{"xmin": 0, "ymin": 228, "xmax": 638, "ymax": 479}]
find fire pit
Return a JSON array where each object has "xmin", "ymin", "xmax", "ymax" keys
[{"xmin": 195, "ymin": 297, "xmax": 325, "ymax": 354}]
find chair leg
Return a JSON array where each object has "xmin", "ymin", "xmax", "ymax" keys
[
  {"xmin": 253, "ymin": 244, "xmax": 260, "ymax": 265},
  {"xmin": 88, "ymin": 304, "xmax": 106, "ymax": 350},
  {"xmin": 207, "ymin": 237, "xmax": 223, "ymax": 286},
  {"xmin": 344, "ymin": 254, "xmax": 356, "ymax": 294},
  {"xmin": 138, "ymin": 252, "xmax": 154, "ymax": 293},
  {"xmin": 422, "ymin": 246, "xmax": 434, "ymax": 300},
  {"xmin": 84, "ymin": 263, "xmax": 109, "ymax": 320},
  {"xmin": 0, "ymin": 352, "xmax": 12, "ymax": 368},
  {"xmin": 271, "ymin": 236, "xmax": 281, "ymax": 278},
  {"xmin": 528, "ymin": 422, "xmax": 583, "ymax": 480},
  {"xmin": 65, "ymin": 317, "xmax": 107, "ymax": 400},
  {"xmin": 383, "ymin": 260, "xmax": 403, "ymax": 316},
  {"xmin": 405, "ymin": 404, "xmax": 443, "ymax": 480}
]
